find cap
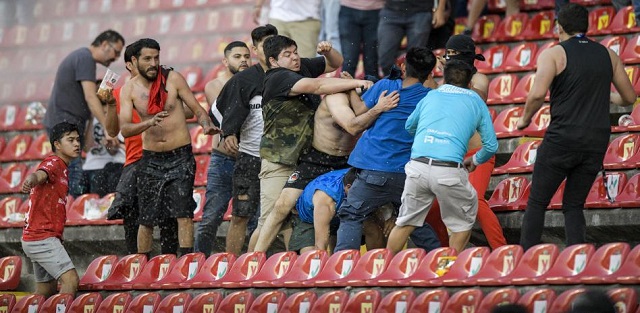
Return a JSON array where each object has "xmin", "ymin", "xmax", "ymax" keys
[{"xmin": 445, "ymin": 35, "xmax": 486, "ymax": 61}]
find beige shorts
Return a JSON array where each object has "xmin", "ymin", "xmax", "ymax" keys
[{"xmin": 258, "ymin": 159, "xmax": 296, "ymax": 227}]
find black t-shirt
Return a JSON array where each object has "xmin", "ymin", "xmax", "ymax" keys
[
  {"xmin": 215, "ymin": 64, "xmax": 266, "ymax": 137},
  {"xmin": 385, "ymin": 0, "xmax": 433, "ymax": 12},
  {"xmin": 262, "ymin": 57, "xmax": 326, "ymax": 110}
]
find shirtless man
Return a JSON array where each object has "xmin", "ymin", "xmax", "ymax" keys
[{"xmin": 119, "ymin": 38, "xmax": 219, "ymax": 257}]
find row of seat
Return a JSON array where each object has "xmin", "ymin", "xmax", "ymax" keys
[
  {"xmin": 4, "ymin": 287, "xmax": 638, "ymax": 313},
  {"xmin": 73, "ymin": 243, "xmax": 640, "ymax": 291}
]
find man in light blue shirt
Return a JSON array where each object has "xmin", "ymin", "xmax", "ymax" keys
[{"xmin": 387, "ymin": 60, "xmax": 498, "ymax": 254}]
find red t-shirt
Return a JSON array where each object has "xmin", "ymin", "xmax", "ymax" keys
[
  {"xmin": 114, "ymin": 87, "xmax": 143, "ymax": 165},
  {"xmin": 22, "ymin": 155, "xmax": 69, "ymax": 241}
]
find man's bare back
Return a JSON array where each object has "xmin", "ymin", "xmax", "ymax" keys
[{"xmin": 313, "ymin": 100, "xmax": 358, "ymax": 157}]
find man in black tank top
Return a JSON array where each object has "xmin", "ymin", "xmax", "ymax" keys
[{"xmin": 516, "ymin": 3, "xmax": 636, "ymax": 250}]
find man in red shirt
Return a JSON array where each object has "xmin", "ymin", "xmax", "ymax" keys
[{"xmin": 21, "ymin": 122, "xmax": 81, "ymax": 297}]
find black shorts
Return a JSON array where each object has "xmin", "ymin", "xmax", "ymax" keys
[
  {"xmin": 232, "ymin": 152, "xmax": 261, "ymax": 218},
  {"xmin": 137, "ymin": 144, "xmax": 196, "ymax": 226},
  {"xmin": 107, "ymin": 160, "xmax": 140, "ymax": 220},
  {"xmin": 284, "ymin": 147, "xmax": 350, "ymax": 190}
]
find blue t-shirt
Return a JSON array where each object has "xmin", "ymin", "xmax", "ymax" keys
[
  {"xmin": 348, "ymin": 79, "xmax": 432, "ymax": 173},
  {"xmin": 296, "ymin": 168, "xmax": 349, "ymax": 223},
  {"xmin": 406, "ymin": 84, "xmax": 498, "ymax": 164}
]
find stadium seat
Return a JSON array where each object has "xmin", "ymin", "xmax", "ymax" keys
[
  {"xmin": 466, "ymin": 245, "xmax": 524, "ymax": 286},
  {"xmin": 471, "ymin": 15, "xmax": 502, "ymax": 43},
  {"xmin": 78, "ymin": 255, "xmax": 119, "ymax": 290},
  {"xmin": 194, "ymin": 154, "xmax": 209, "ymax": 187},
  {"xmin": 248, "ymin": 291, "xmax": 286, "ymax": 313},
  {"xmin": 585, "ymin": 172, "xmax": 627, "ymax": 208},
  {"xmin": 441, "ymin": 247, "xmax": 491, "ymax": 286},
  {"xmin": 517, "ymin": 288, "xmax": 556, "ymax": 313},
  {"xmin": 521, "ymin": 11, "xmax": 556, "ymax": 40},
  {"xmin": 184, "ymin": 291, "xmax": 222, "ymax": 313},
  {"xmin": 442, "ymin": 288, "xmax": 483, "ymax": 313},
  {"xmin": 0, "ymin": 294, "xmax": 14, "ymax": 313},
  {"xmin": 0, "ymin": 134, "xmax": 32, "ymax": 162},
  {"xmin": 603, "ymin": 134, "xmax": 640, "ymax": 169},
  {"xmin": 311, "ymin": 290, "xmax": 348, "ymax": 313},
  {"xmin": 66, "ymin": 193, "xmax": 111, "ymax": 226},
  {"xmin": 549, "ymin": 288, "xmax": 587, "ymax": 313},
  {"xmin": 88, "ymin": 254, "xmax": 145, "ymax": 291},
  {"xmin": 601, "ymin": 35, "xmax": 628, "ymax": 56},
  {"xmin": 3, "ymin": 198, "xmax": 27, "ymax": 228},
  {"xmin": 10, "ymin": 294, "xmax": 45, "ymax": 313},
  {"xmin": 186, "ymin": 252, "xmax": 236, "ymax": 289},
  {"xmin": 612, "ymin": 102, "xmax": 640, "ymax": 132},
  {"xmin": 476, "ymin": 45, "xmax": 510, "ymax": 74},
  {"xmin": 0, "ymin": 197, "xmax": 23, "ymax": 228},
  {"xmin": 218, "ymin": 251, "xmax": 267, "ymax": 288},
  {"xmin": 578, "ymin": 242, "xmax": 630, "ymax": 284},
  {"xmin": 23, "ymin": 132, "xmax": 51, "ymax": 161},
  {"xmin": 408, "ymin": 289, "xmax": 449, "ymax": 313},
  {"xmin": 615, "ymin": 243, "xmax": 640, "ymax": 285},
  {"xmin": 0, "ymin": 256, "xmax": 21, "ymax": 290},
  {"xmin": 127, "ymin": 292, "xmax": 162, "ymax": 313},
  {"xmin": 0, "ymin": 162, "xmax": 27, "ymax": 194},
  {"xmin": 503, "ymin": 42, "xmax": 538, "ymax": 72},
  {"xmin": 478, "ymin": 288, "xmax": 519, "ymax": 311},
  {"xmin": 487, "ymin": 74, "xmax": 518, "ymax": 105},
  {"xmin": 217, "ymin": 291, "xmax": 254, "ymax": 313},
  {"xmin": 509, "ymin": 73, "xmax": 538, "ymax": 104},
  {"xmin": 540, "ymin": 243, "xmax": 596, "ymax": 284},
  {"xmin": 273, "ymin": 249, "xmax": 328, "ymax": 288},
  {"xmin": 281, "ymin": 291, "xmax": 317, "ymax": 313},
  {"xmin": 343, "ymin": 290, "xmax": 381, "ymax": 313},
  {"xmin": 247, "ymin": 251, "xmax": 298, "ymax": 288},
  {"xmin": 148, "ymin": 252, "xmax": 206, "ymax": 289},
  {"xmin": 192, "ymin": 188, "xmax": 206, "ymax": 222},
  {"xmin": 494, "ymin": 13, "xmax": 530, "ymax": 42},
  {"xmin": 2, "ymin": 25, "xmax": 28, "ymax": 48},
  {"xmin": 333, "ymin": 248, "xmax": 393, "ymax": 287},
  {"xmin": 505, "ymin": 243, "xmax": 559, "ymax": 285},
  {"xmin": 617, "ymin": 173, "xmax": 640, "ymax": 208},
  {"xmin": 0, "ymin": 104, "xmax": 19, "ymax": 131},
  {"xmin": 376, "ymin": 290, "xmax": 415, "ymax": 313},
  {"xmin": 587, "ymin": 7, "xmax": 616, "ymax": 35},
  {"xmin": 610, "ymin": 6, "xmax": 639, "ymax": 34},
  {"xmin": 493, "ymin": 106, "xmax": 524, "ymax": 138},
  {"xmin": 621, "ymin": 34, "xmax": 640, "ymax": 64},
  {"xmin": 626, "ymin": 66, "xmax": 640, "ymax": 94},
  {"xmin": 521, "ymin": 105, "xmax": 551, "ymax": 137},
  {"xmin": 493, "ymin": 140, "xmax": 541, "ymax": 175},
  {"xmin": 122, "ymin": 254, "xmax": 176, "ymax": 290},
  {"xmin": 180, "ymin": 66, "xmax": 203, "ymax": 92},
  {"xmin": 608, "ymin": 288, "xmax": 638, "ymax": 313},
  {"xmin": 190, "ymin": 126, "xmax": 213, "ymax": 155},
  {"xmin": 397, "ymin": 247, "xmax": 458, "ymax": 286},
  {"xmin": 548, "ymin": 179, "xmax": 566, "ymax": 209},
  {"xmin": 373, "ymin": 248, "xmax": 427, "ymax": 286},
  {"xmin": 67, "ymin": 292, "xmax": 102, "ymax": 313},
  {"xmin": 0, "ymin": 175, "xmax": 13, "ymax": 196},
  {"xmin": 39, "ymin": 293, "xmax": 74, "ymax": 313},
  {"xmin": 307, "ymin": 249, "xmax": 359, "ymax": 287},
  {"xmin": 488, "ymin": 176, "xmax": 530, "ymax": 212}
]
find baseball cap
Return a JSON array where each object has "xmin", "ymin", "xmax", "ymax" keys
[{"xmin": 446, "ymin": 35, "xmax": 486, "ymax": 61}]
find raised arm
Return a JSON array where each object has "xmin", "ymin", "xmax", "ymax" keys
[
  {"xmin": 21, "ymin": 170, "xmax": 48, "ymax": 193},
  {"xmin": 317, "ymin": 41, "xmax": 343, "ymax": 74},
  {"xmin": 173, "ymin": 72, "xmax": 220, "ymax": 135},
  {"xmin": 97, "ymin": 88, "xmax": 120, "ymax": 137},
  {"xmin": 326, "ymin": 91, "xmax": 398, "ymax": 136},
  {"xmin": 517, "ymin": 47, "xmax": 557, "ymax": 129},
  {"xmin": 290, "ymin": 77, "xmax": 373, "ymax": 97}
]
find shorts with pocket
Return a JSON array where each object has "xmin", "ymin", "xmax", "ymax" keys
[{"xmin": 21, "ymin": 237, "xmax": 75, "ymax": 282}]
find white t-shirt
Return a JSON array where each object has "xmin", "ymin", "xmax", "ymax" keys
[
  {"xmin": 82, "ymin": 117, "xmax": 125, "ymax": 170},
  {"xmin": 239, "ymin": 95, "xmax": 263, "ymax": 157},
  {"xmin": 269, "ymin": 0, "xmax": 321, "ymax": 22}
]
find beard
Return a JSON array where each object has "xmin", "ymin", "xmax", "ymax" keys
[{"xmin": 138, "ymin": 65, "xmax": 158, "ymax": 81}]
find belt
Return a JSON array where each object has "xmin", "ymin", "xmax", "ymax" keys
[{"xmin": 413, "ymin": 157, "xmax": 463, "ymax": 168}]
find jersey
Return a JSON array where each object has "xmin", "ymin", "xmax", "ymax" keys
[{"xmin": 296, "ymin": 168, "xmax": 350, "ymax": 223}]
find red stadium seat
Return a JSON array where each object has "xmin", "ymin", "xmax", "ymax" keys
[
  {"xmin": 193, "ymin": 188, "xmax": 206, "ymax": 222},
  {"xmin": 155, "ymin": 293, "xmax": 192, "ymax": 313},
  {"xmin": 66, "ymin": 193, "xmax": 115, "ymax": 226},
  {"xmin": 16, "ymin": 102, "xmax": 46, "ymax": 131},
  {"xmin": 187, "ymin": 252, "xmax": 236, "ymax": 289},
  {"xmin": 454, "ymin": 17, "xmax": 468, "ymax": 35},
  {"xmin": 10, "ymin": 294, "xmax": 45, "ymax": 313},
  {"xmin": 399, "ymin": 247, "xmax": 458, "ymax": 286},
  {"xmin": 0, "ymin": 294, "xmax": 14, "ymax": 312},
  {"xmin": 0, "ymin": 104, "xmax": 19, "ymax": 131},
  {"xmin": 493, "ymin": 140, "xmax": 541, "ymax": 175},
  {"xmin": 311, "ymin": 290, "xmax": 348, "ymax": 313},
  {"xmin": 440, "ymin": 247, "xmax": 491, "ymax": 286},
  {"xmin": 587, "ymin": 7, "xmax": 616, "ymax": 35},
  {"xmin": 506, "ymin": 243, "xmax": 559, "ymax": 285},
  {"xmin": 476, "ymin": 45, "xmax": 510, "ymax": 74},
  {"xmin": 95, "ymin": 293, "xmax": 132, "ymax": 313},
  {"xmin": 373, "ymin": 248, "xmax": 427, "ymax": 286},
  {"xmin": 442, "ymin": 289, "xmax": 483, "ymax": 313},
  {"xmin": 625, "ymin": 66, "xmax": 640, "ymax": 94},
  {"xmin": 608, "ymin": 288, "xmax": 638, "ymax": 313},
  {"xmin": 541, "ymin": 244, "xmax": 596, "ymax": 284},
  {"xmin": 23, "ymin": 133, "xmax": 51, "ymax": 161},
  {"xmin": 307, "ymin": 249, "xmax": 359, "ymax": 287},
  {"xmin": 503, "ymin": 42, "xmax": 538, "ymax": 72},
  {"xmin": 376, "ymin": 290, "xmax": 415, "ymax": 313},
  {"xmin": 549, "ymin": 288, "xmax": 587, "ymax": 313},
  {"xmin": 127, "ymin": 254, "xmax": 177, "ymax": 290},
  {"xmin": 612, "ymin": 102, "xmax": 640, "ymax": 132},
  {"xmin": 0, "ymin": 197, "xmax": 23, "ymax": 228},
  {"xmin": 2, "ymin": 197, "xmax": 26, "ymax": 228},
  {"xmin": 217, "ymin": 291, "xmax": 254, "ymax": 313},
  {"xmin": 0, "ymin": 134, "xmax": 32, "ymax": 162},
  {"xmin": 471, "ymin": 15, "xmax": 502, "ymax": 43},
  {"xmin": 127, "ymin": 292, "xmax": 161, "ymax": 313},
  {"xmin": 487, "ymin": 74, "xmax": 518, "ymax": 105},
  {"xmin": 478, "ymin": 288, "xmax": 519, "ymax": 311},
  {"xmin": 408, "ymin": 289, "xmax": 449, "ymax": 313},
  {"xmin": 194, "ymin": 155, "xmax": 209, "ymax": 187},
  {"xmin": 0, "ymin": 163, "xmax": 27, "ymax": 194},
  {"xmin": 521, "ymin": 11, "xmax": 556, "ymax": 40},
  {"xmin": 95, "ymin": 254, "xmax": 148, "ymax": 290},
  {"xmin": 0, "ymin": 256, "xmax": 21, "ymax": 290},
  {"xmin": 488, "ymin": 176, "xmax": 530, "ymax": 212},
  {"xmin": 248, "ymin": 291, "xmax": 286, "ymax": 313},
  {"xmin": 521, "ymin": 105, "xmax": 551, "ymax": 137},
  {"xmin": 585, "ymin": 172, "xmax": 627, "ymax": 208},
  {"xmin": 282, "ymin": 291, "xmax": 317, "ymax": 313},
  {"xmin": 180, "ymin": 66, "xmax": 204, "ymax": 92},
  {"xmin": 579, "ymin": 242, "xmax": 630, "ymax": 284},
  {"xmin": 190, "ymin": 126, "xmax": 213, "ymax": 155},
  {"xmin": 78, "ymin": 255, "xmax": 119, "ymax": 290},
  {"xmin": 344, "ymin": 290, "xmax": 381, "ymax": 313},
  {"xmin": 2, "ymin": 25, "xmax": 28, "ymax": 48},
  {"xmin": 494, "ymin": 13, "xmax": 529, "ymax": 42},
  {"xmin": 617, "ymin": 173, "xmax": 640, "ymax": 208},
  {"xmin": 333, "ymin": 248, "xmax": 393, "ymax": 287},
  {"xmin": 218, "ymin": 251, "xmax": 267, "ymax": 288},
  {"xmin": 616, "ymin": 244, "xmax": 640, "ymax": 284},
  {"xmin": 517, "ymin": 288, "xmax": 556, "ymax": 313},
  {"xmin": 67, "ymin": 292, "xmax": 102, "ymax": 313},
  {"xmin": 548, "ymin": 179, "xmax": 566, "ymax": 209},
  {"xmin": 493, "ymin": 106, "xmax": 524, "ymax": 138},
  {"xmin": 247, "ymin": 251, "xmax": 298, "ymax": 288},
  {"xmin": 148, "ymin": 252, "xmax": 206, "ymax": 289},
  {"xmin": 603, "ymin": 134, "xmax": 640, "ymax": 169},
  {"xmin": 274, "ymin": 249, "xmax": 328, "ymax": 288},
  {"xmin": 610, "ymin": 6, "xmax": 640, "ymax": 34},
  {"xmin": 467, "ymin": 245, "xmax": 524, "ymax": 286},
  {"xmin": 601, "ymin": 35, "xmax": 628, "ymax": 58},
  {"xmin": 39, "ymin": 293, "xmax": 74, "ymax": 313},
  {"xmin": 184, "ymin": 291, "xmax": 223, "ymax": 313}
]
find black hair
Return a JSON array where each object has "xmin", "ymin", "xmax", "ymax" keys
[
  {"xmin": 343, "ymin": 168, "xmax": 357, "ymax": 186},
  {"xmin": 251, "ymin": 24, "xmax": 278, "ymax": 45},
  {"xmin": 224, "ymin": 41, "xmax": 250, "ymax": 57},
  {"xmin": 569, "ymin": 290, "xmax": 616, "ymax": 313},
  {"xmin": 91, "ymin": 29, "xmax": 125, "ymax": 47},
  {"xmin": 558, "ymin": 3, "xmax": 589, "ymax": 35},
  {"xmin": 444, "ymin": 59, "xmax": 474, "ymax": 88},
  {"xmin": 130, "ymin": 38, "xmax": 161, "ymax": 59},
  {"xmin": 491, "ymin": 304, "xmax": 528, "ymax": 313},
  {"xmin": 124, "ymin": 42, "xmax": 138, "ymax": 64},
  {"xmin": 404, "ymin": 47, "xmax": 437, "ymax": 83},
  {"xmin": 49, "ymin": 122, "xmax": 79, "ymax": 152},
  {"xmin": 264, "ymin": 35, "xmax": 297, "ymax": 69}
]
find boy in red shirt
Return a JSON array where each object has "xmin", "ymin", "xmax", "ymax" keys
[{"xmin": 21, "ymin": 122, "xmax": 81, "ymax": 297}]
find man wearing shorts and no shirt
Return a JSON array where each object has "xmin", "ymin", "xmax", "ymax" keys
[{"xmin": 119, "ymin": 38, "xmax": 219, "ymax": 257}]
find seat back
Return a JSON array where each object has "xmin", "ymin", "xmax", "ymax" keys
[
  {"xmin": 219, "ymin": 251, "xmax": 267, "ymax": 284},
  {"xmin": 494, "ymin": 140, "xmax": 541, "ymax": 175},
  {"xmin": 344, "ymin": 290, "xmax": 381, "ymax": 313},
  {"xmin": 129, "ymin": 254, "xmax": 178, "ymax": 289},
  {"xmin": 185, "ymin": 292, "xmax": 223, "ymax": 313},
  {"xmin": 409, "ymin": 247, "xmax": 458, "ymax": 282},
  {"xmin": 495, "ymin": 13, "xmax": 530, "ymax": 41},
  {"xmin": 621, "ymin": 34, "xmax": 640, "ymax": 63},
  {"xmin": 408, "ymin": 289, "xmax": 449, "ymax": 313},
  {"xmin": 587, "ymin": 6, "xmax": 615, "ymax": 35},
  {"xmin": 311, "ymin": 290, "xmax": 348, "ymax": 313},
  {"xmin": 1, "ymin": 162, "xmax": 28, "ymax": 191},
  {"xmin": 252, "ymin": 251, "xmax": 299, "ymax": 285},
  {"xmin": 0, "ymin": 197, "xmax": 23, "ymax": 228},
  {"xmin": 521, "ymin": 11, "xmax": 555, "ymax": 40},
  {"xmin": 158, "ymin": 252, "xmax": 206, "ymax": 285},
  {"xmin": 99, "ymin": 254, "xmax": 147, "ymax": 287},
  {"xmin": 487, "ymin": 74, "xmax": 518, "ymax": 105},
  {"xmin": 477, "ymin": 45, "xmax": 511, "ymax": 74},
  {"xmin": 517, "ymin": 288, "xmax": 556, "ymax": 313},
  {"xmin": 477, "ymin": 288, "xmax": 519, "ymax": 312},
  {"xmin": 473, "ymin": 245, "xmax": 523, "ymax": 280},
  {"xmin": 248, "ymin": 291, "xmax": 287, "ymax": 313},
  {"xmin": 510, "ymin": 73, "xmax": 539, "ymax": 103},
  {"xmin": 544, "ymin": 244, "xmax": 596, "ymax": 280},
  {"xmin": 509, "ymin": 243, "xmax": 559, "ymax": 280},
  {"xmin": 618, "ymin": 173, "xmax": 640, "ymax": 207},
  {"xmin": 39, "ymin": 293, "xmax": 74, "ymax": 313},
  {"xmin": 601, "ymin": 35, "xmax": 628, "ymax": 56},
  {"xmin": 522, "ymin": 105, "xmax": 551, "ymax": 137},
  {"xmin": 78, "ymin": 255, "xmax": 119, "ymax": 290},
  {"xmin": 281, "ymin": 291, "xmax": 317, "ymax": 313},
  {"xmin": 156, "ymin": 293, "xmax": 192, "ymax": 313},
  {"xmin": 375, "ymin": 248, "xmax": 426, "ymax": 281},
  {"xmin": 23, "ymin": 133, "xmax": 51, "ymax": 160},
  {"xmin": 608, "ymin": 288, "xmax": 638, "ymax": 313},
  {"xmin": 443, "ymin": 247, "xmax": 491, "ymax": 281},
  {"xmin": 66, "ymin": 194, "xmax": 101, "ymax": 225},
  {"xmin": 581, "ymin": 242, "xmax": 630, "ymax": 277},
  {"xmin": 0, "ymin": 294, "xmax": 15, "ymax": 313},
  {"xmin": 610, "ymin": 6, "xmax": 638, "ymax": 34},
  {"xmin": 585, "ymin": 172, "xmax": 628, "ymax": 208},
  {"xmin": 471, "ymin": 15, "xmax": 501, "ymax": 42},
  {"xmin": 217, "ymin": 291, "xmax": 254, "ymax": 313},
  {"xmin": 603, "ymin": 133, "xmax": 640, "ymax": 169},
  {"xmin": 339, "ymin": 248, "xmax": 392, "ymax": 284},
  {"xmin": 278, "ymin": 249, "xmax": 328, "ymax": 286},
  {"xmin": 0, "ymin": 134, "xmax": 31, "ymax": 162},
  {"xmin": 376, "ymin": 290, "xmax": 415, "ymax": 313},
  {"xmin": 67, "ymin": 292, "xmax": 102, "ymax": 313},
  {"xmin": 10, "ymin": 294, "xmax": 45, "ymax": 313},
  {"xmin": 180, "ymin": 66, "xmax": 203, "ymax": 91},
  {"xmin": 549, "ymin": 288, "xmax": 587, "ymax": 313},
  {"xmin": 310, "ymin": 249, "xmax": 360, "ymax": 285},
  {"xmin": 442, "ymin": 289, "xmax": 484, "ymax": 313},
  {"xmin": 488, "ymin": 176, "xmax": 530, "ymax": 211},
  {"xmin": 0, "ymin": 256, "xmax": 20, "ymax": 291},
  {"xmin": 189, "ymin": 252, "xmax": 237, "ymax": 287},
  {"xmin": 493, "ymin": 107, "xmax": 524, "ymax": 138},
  {"xmin": 123, "ymin": 293, "xmax": 160, "ymax": 313}
]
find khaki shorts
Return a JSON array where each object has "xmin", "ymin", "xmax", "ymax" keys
[{"xmin": 258, "ymin": 159, "xmax": 295, "ymax": 227}]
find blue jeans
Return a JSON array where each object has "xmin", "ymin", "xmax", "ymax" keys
[
  {"xmin": 320, "ymin": 0, "xmax": 342, "ymax": 53},
  {"xmin": 194, "ymin": 152, "xmax": 235, "ymax": 256},
  {"xmin": 335, "ymin": 169, "xmax": 440, "ymax": 251},
  {"xmin": 339, "ymin": 5, "xmax": 381, "ymax": 78},
  {"xmin": 377, "ymin": 8, "xmax": 433, "ymax": 75}
]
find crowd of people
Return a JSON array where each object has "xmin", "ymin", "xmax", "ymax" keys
[{"xmin": 14, "ymin": 2, "xmax": 636, "ymax": 310}]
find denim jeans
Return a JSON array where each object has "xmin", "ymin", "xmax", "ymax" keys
[
  {"xmin": 377, "ymin": 8, "xmax": 433, "ymax": 75},
  {"xmin": 335, "ymin": 169, "xmax": 440, "ymax": 251},
  {"xmin": 320, "ymin": 0, "xmax": 342, "ymax": 53},
  {"xmin": 339, "ymin": 5, "xmax": 381, "ymax": 78},
  {"xmin": 194, "ymin": 152, "xmax": 235, "ymax": 256},
  {"xmin": 520, "ymin": 141, "xmax": 605, "ymax": 250}
]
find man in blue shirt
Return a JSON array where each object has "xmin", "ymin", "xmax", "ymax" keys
[
  {"xmin": 387, "ymin": 60, "xmax": 498, "ymax": 254},
  {"xmin": 334, "ymin": 47, "xmax": 441, "ymax": 252}
]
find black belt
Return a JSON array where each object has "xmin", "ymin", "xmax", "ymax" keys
[{"xmin": 413, "ymin": 157, "xmax": 463, "ymax": 168}]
